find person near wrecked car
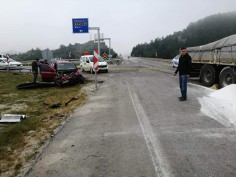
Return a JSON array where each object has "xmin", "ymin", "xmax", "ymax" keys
[
  {"xmin": 32, "ymin": 58, "xmax": 40, "ymax": 84},
  {"xmin": 174, "ymin": 47, "xmax": 192, "ymax": 101},
  {"xmin": 44, "ymin": 59, "xmax": 49, "ymax": 65}
]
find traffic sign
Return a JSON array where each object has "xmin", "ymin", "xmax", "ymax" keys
[
  {"xmin": 102, "ymin": 52, "xmax": 108, "ymax": 60},
  {"xmin": 93, "ymin": 50, "xmax": 100, "ymax": 71},
  {"xmin": 72, "ymin": 18, "xmax": 89, "ymax": 33}
]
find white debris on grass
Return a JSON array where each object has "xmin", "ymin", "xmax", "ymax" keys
[
  {"xmin": 199, "ymin": 84, "xmax": 236, "ymax": 127},
  {"xmin": 0, "ymin": 114, "xmax": 26, "ymax": 123}
]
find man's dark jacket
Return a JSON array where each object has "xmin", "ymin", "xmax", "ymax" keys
[{"xmin": 175, "ymin": 54, "xmax": 192, "ymax": 75}]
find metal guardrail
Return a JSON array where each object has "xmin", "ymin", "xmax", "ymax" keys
[
  {"xmin": 0, "ymin": 66, "xmax": 31, "ymax": 73},
  {"xmin": 131, "ymin": 57, "xmax": 172, "ymax": 63},
  {"xmin": 63, "ymin": 58, "xmax": 124, "ymax": 65},
  {"xmin": 1, "ymin": 58, "xmax": 124, "ymax": 73}
]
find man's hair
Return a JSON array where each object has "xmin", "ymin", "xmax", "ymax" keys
[{"xmin": 180, "ymin": 47, "xmax": 186, "ymax": 50}]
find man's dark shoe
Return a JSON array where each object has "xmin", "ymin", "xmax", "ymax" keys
[
  {"xmin": 178, "ymin": 97, "xmax": 183, "ymax": 100},
  {"xmin": 179, "ymin": 97, "xmax": 186, "ymax": 101}
]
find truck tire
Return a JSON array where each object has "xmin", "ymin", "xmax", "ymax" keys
[
  {"xmin": 219, "ymin": 67, "xmax": 236, "ymax": 88},
  {"xmin": 200, "ymin": 65, "xmax": 217, "ymax": 87}
]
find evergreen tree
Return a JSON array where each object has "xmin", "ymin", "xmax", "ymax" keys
[{"xmin": 131, "ymin": 12, "xmax": 236, "ymax": 59}]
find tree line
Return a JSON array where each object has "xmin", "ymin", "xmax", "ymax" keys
[
  {"xmin": 131, "ymin": 12, "xmax": 236, "ymax": 59},
  {"xmin": 11, "ymin": 41, "xmax": 117, "ymax": 61}
]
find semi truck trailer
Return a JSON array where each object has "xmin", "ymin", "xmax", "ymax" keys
[{"xmin": 187, "ymin": 34, "xmax": 236, "ymax": 88}]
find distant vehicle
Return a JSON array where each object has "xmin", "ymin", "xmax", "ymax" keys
[
  {"xmin": 39, "ymin": 60, "xmax": 84, "ymax": 86},
  {"xmin": 3, "ymin": 58, "xmax": 23, "ymax": 68},
  {"xmin": 0, "ymin": 59, "xmax": 8, "ymax": 69},
  {"xmin": 80, "ymin": 55, "xmax": 108, "ymax": 73},
  {"xmin": 188, "ymin": 34, "xmax": 236, "ymax": 88},
  {"xmin": 172, "ymin": 55, "xmax": 179, "ymax": 68},
  {"xmin": 0, "ymin": 54, "xmax": 23, "ymax": 69}
]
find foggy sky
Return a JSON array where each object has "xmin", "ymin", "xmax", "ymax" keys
[{"xmin": 0, "ymin": 0, "xmax": 236, "ymax": 56}]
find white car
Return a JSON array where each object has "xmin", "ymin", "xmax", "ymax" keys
[
  {"xmin": 172, "ymin": 55, "xmax": 179, "ymax": 68},
  {"xmin": 0, "ymin": 59, "xmax": 8, "ymax": 69},
  {"xmin": 0, "ymin": 55, "xmax": 23, "ymax": 69},
  {"xmin": 80, "ymin": 55, "xmax": 108, "ymax": 73}
]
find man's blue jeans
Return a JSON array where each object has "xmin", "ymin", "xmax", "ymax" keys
[{"xmin": 179, "ymin": 75, "xmax": 188, "ymax": 99}]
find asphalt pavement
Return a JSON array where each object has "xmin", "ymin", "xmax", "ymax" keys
[{"xmin": 27, "ymin": 57, "xmax": 236, "ymax": 177}]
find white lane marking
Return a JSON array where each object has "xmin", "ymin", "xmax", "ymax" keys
[
  {"xmin": 127, "ymin": 83, "xmax": 172, "ymax": 177},
  {"xmin": 104, "ymin": 129, "xmax": 140, "ymax": 137}
]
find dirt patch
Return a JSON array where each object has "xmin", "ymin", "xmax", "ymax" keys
[
  {"xmin": 0, "ymin": 104, "xmax": 7, "ymax": 109},
  {"xmin": 1, "ymin": 93, "xmax": 18, "ymax": 97},
  {"xmin": 0, "ymin": 103, "xmax": 28, "ymax": 113},
  {"xmin": 6, "ymin": 103, "xmax": 28, "ymax": 113},
  {"xmin": 0, "ymin": 128, "xmax": 51, "ymax": 177}
]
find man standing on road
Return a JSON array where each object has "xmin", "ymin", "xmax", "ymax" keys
[
  {"xmin": 32, "ymin": 58, "xmax": 40, "ymax": 84},
  {"xmin": 174, "ymin": 47, "xmax": 192, "ymax": 101}
]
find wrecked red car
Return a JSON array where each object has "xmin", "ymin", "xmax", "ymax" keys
[{"xmin": 40, "ymin": 60, "xmax": 84, "ymax": 86}]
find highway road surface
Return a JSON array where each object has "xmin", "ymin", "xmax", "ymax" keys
[{"xmin": 27, "ymin": 57, "xmax": 236, "ymax": 177}]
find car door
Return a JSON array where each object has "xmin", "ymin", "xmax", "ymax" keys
[
  {"xmin": 40, "ymin": 64, "xmax": 57, "ymax": 82},
  {"xmin": 83, "ymin": 57, "xmax": 90, "ymax": 71}
]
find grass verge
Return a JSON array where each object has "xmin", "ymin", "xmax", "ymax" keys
[{"xmin": 0, "ymin": 72, "xmax": 87, "ymax": 176}]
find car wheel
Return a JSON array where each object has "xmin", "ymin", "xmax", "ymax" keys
[{"xmin": 81, "ymin": 66, "xmax": 84, "ymax": 72}]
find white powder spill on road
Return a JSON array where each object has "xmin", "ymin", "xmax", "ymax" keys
[
  {"xmin": 199, "ymin": 84, "xmax": 236, "ymax": 127},
  {"xmin": 209, "ymin": 84, "xmax": 236, "ymax": 103}
]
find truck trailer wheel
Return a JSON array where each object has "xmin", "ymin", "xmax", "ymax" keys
[
  {"xmin": 200, "ymin": 65, "xmax": 217, "ymax": 87},
  {"xmin": 219, "ymin": 67, "xmax": 236, "ymax": 88}
]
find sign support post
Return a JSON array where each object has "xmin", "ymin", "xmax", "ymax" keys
[
  {"xmin": 72, "ymin": 18, "xmax": 101, "ymax": 89},
  {"xmin": 89, "ymin": 27, "xmax": 101, "ymax": 55},
  {"xmin": 95, "ymin": 37, "xmax": 111, "ymax": 60},
  {"xmin": 89, "ymin": 27, "xmax": 101, "ymax": 89},
  {"xmin": 104, "ymin": 38, "xmax": 111, "ymax": 60}
]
